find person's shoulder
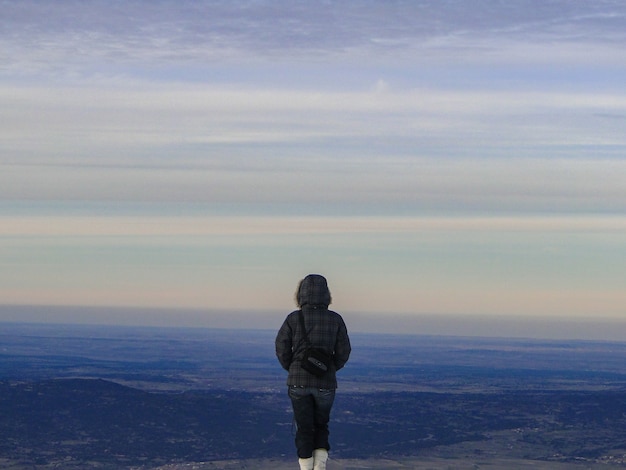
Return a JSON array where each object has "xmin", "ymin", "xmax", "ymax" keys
[
  {"xmin": 286, "ymin": 309, "xmax": 301, "ymax": 320},
  {"xmin": 327, "ymin": 310, "xmax": 345, "ymax": 321}
]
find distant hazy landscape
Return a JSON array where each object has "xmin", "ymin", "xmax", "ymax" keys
[{"xmin": 2, "ymin": 320, "xmax": 626, "ymax": 469}]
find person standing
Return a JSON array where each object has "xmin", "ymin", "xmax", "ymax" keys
[{"xmin": 275, "ymin": 274, "xmax": 351, "ymax": 470}]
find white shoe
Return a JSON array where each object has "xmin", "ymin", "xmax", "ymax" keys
[
  {"xmin": 299, "ymin": 456, "xmax": 314, "ymax": 470},
  {"xmin": 313, "ymin": 448, "xmax": 328, "ymax": 470}
]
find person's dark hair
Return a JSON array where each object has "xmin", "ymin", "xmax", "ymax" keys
[{"xmin": 295, "ymin": 274, "xmax": 332, "ymax": 307}]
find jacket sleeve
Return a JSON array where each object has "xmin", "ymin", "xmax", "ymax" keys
[
  {"xmin": 333, "ymin": 317, "xmax": 351, "ymax": 371},
  {"xmin": 275, "ymin": 316, "xmax": 294, "ymax": 371}
]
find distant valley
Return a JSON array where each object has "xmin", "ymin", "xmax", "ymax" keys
[{"xmin": 2, "ymin": 322, "xmax": 626, "ymax": 469}]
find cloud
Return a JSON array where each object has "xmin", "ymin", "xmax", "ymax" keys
[
  {"xmin": 2, "ymin": 0, "xmax": 626, "ymax": 81},
  {"xmin": 2, "ymin": 76, "xmax": 625, "ymax": 213},
  {"xmin": 2, "ymin": 214, "xmax": 625, "ymax": 238},
  {"xmin": 3, "ymin": 83, "xmax": 626, "ymax": 157},
  {"xmin": 2, "ymin": 154, "xmax": 626, "ymax": 213}
]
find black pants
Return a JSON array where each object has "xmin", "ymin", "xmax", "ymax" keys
[{"xmin": 288, "ymin": 385, "xmax": 336, "ymax": 458}]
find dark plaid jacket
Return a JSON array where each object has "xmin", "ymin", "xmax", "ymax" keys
[{"xmin": 275, "ymin": 305, "xmax": 351, "ymax": 389}]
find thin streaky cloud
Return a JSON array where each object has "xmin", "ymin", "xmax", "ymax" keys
[
  {"xmin": 1, "ymin": 156, "xmax": 625, "ymax": 213},
  {"xmin": 2, "ymin": 1, "xmax": 626, "ymax": 79},
  {"xmin": 2, "ymin": 215, "xmax": 625, "ymax": 237},
  {"xmin": 2, "ymin": 85, "xmax": 626, "ymax": 156}
]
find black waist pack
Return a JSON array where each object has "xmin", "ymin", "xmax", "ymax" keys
[
  {"xmin": 301, "ymin": 347, "xmax": 331, "ymax": 377},
  {"xmin": 298, "ymin": 310, "xmax": 332, "ymax": 377}
]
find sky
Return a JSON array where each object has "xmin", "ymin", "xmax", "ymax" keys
[{"xmin": 1, "ymin": 1, "xmax": 625, "ymax": 337}]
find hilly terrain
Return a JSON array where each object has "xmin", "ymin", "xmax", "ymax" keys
[{"xmin": 2, "ymin": 322, "xmax": 626, "ymax": 468}]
